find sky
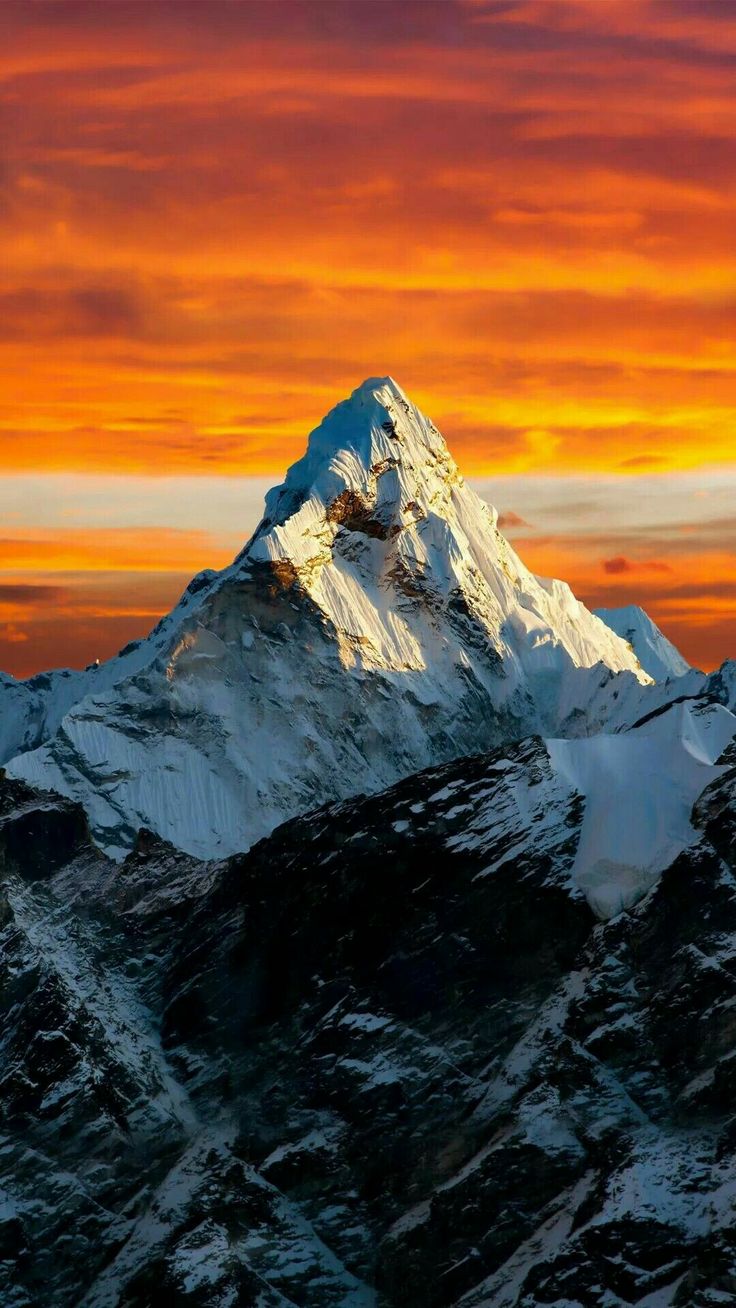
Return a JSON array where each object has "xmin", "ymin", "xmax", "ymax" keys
[{"xmin": 1, "ymin": 0, "xmax": 735, "ymax": 676}]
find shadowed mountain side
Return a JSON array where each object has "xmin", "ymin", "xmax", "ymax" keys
[{"xmin": 3, "ymin": 730, "xmax": 736, "ymax": 1305}]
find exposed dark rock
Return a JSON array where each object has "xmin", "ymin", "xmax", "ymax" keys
[{"xmin": 327, "ymin": 489, "xmax": 392, "ymax": 540}]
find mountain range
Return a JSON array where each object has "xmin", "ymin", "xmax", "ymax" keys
[{"xmin": 2, "ymin": 378, "xmax": 736, "ymax": 1307}]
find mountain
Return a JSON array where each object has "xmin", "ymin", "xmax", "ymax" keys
[
  {"xmin": 4, "ymin": 375, "xmax": 736, "ymax": 1305},
  {"xmin": 3, "ymin": 690, "xmax": 736, "ymax": 1306},
  {"xmin": 5, "ymin": 377, "xmax": 651, "ymax": 860},
  {"xmin": 595, "ymin": 604, "xmax": 692, "ymax": 681}
]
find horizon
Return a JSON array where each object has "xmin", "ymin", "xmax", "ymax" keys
[{"xmin": 2, "ymin": 0, "xmax": 735, "ymax": 674}]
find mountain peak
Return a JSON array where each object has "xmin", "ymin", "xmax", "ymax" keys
[
  {"xmin": 350, "ymin": 374, "xmax": 402, "ymax": 400},
  {"xmin": 239, "ymin": 377, "xmax": 646, "ymax": 694},
  {"xmin": 246, "ymin": 376, "xmax": 461, "ymax": 567},
  {"xmin": 277, "ymin": 374, "xmax": 449, "ymax": 487},
  {"xmin": 595, "ymin": 604, "xmax": 692, "ymax": 681}
]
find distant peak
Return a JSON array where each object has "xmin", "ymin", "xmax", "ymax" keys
[{"xmin": 595, "ymin": 605, "xmax": 691, "ymax": 681}]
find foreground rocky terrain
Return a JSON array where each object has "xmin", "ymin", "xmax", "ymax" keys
[{"xmin": 3, "ymin": 692, "xmax": 736, "ymax": 1307}]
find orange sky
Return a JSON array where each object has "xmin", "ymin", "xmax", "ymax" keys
[{"xmin": 1, "ymin": 0, "xmax": 735, "ymax": 675}]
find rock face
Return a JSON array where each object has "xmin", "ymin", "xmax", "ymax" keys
[
  {"xmin": 5, "ymin": 378, "xmax": 650, "ymax": 859},
  {"xmin": 4, "ymin": 715, "xmax": 736, "ymax": 1308}
]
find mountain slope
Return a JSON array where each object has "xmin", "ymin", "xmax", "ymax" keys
[
  {"xmin": 595, "ymin": 604, "xmax": 692, "ymax": 681},
  {"xmin": 5, "ymin": 378, "xmax": 650, "ymax": 859},
  {"xmin": 3, "ymin": 709, "xmax": 736, "ymax": 1307},
  {"xmin": 0, "ymin": 571, "xmax": 219, "ymax": 765}
]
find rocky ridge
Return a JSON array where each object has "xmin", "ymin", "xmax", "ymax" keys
[{"xmin": 3, "ymin": 703, "xmax": 736, "ymax": 1306}]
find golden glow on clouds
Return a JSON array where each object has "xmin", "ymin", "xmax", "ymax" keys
[
  {"xmin": 1, "ymin": 0, "xmax": 735, "ymax": 671},
  {"xmin": 0, "ymin": 528, "xmax": 237, "ymax": 573}
]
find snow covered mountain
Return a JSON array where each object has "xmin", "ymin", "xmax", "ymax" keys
[
  {"xmin": 3, "ymin": 375, "xmax": 736, "ymax": 1305},
  {"xmin": 5, "ymin": 377, "xmax": 652, "ymax": 859},
  {"xmin": 595, "ymin": 604, "xmax": 692, "ymax": 681}
]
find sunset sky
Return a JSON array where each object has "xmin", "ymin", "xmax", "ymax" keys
[{"xmin": 1, "ymin": 0, "xmax": 735, "ymax": 675}]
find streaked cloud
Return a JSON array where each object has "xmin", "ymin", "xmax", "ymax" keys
[
  {"xmin": 0, "ymin": 0, "xmax": 734, "ymax": 669},
  {"xmin": 0, "ymin": 582, "xmax": 71, "ymax": 605},
  {"xmin": 497, "ymin": 510, "xmax": 531, "ymax": 529},
  {"xmin": 602, "ymin": 556, "xmax": 673, "ymax": 575}
]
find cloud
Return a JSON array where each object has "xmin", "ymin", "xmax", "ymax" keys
[
  {"xmin": 602, "ymin": 555, "xmax": 634, "ymax": 575},
  {"xmin": 649, "ymin": 579, "xmax": 736, "ymax": 602},
  {"xmin": 602, "ymin": 556, "xmax": 673, "ymax": 575},
  {"xmin": 0, "ymin": 570, "xmax": 195, "ymax": 677},
  {"xmin": 1, "ymin": 624, "xmax": 29, "ymax": 644},
  {"xmin": 618, "ymin": 455, "xmax": 669, "ymax": 469},
  {"xmin": 0, "ymin": 583, "xmax": 71, "ymax": 605},
  {"xmin": 1, "ymin": 0, "xmax": 736, "ymax": 669},
  {"xmin": 0, "ymin": 527, "xmax": 237, "ymax": 572},
  {"xmin": 0, "ymin": 285, "xmax": 145, "ymax": 341},
  {"xmin": 497, "ymin": 510, "xmax": 531, "ymax": 529}
]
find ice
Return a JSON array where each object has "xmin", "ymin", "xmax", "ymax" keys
[{"xmin": 547, "ymin": 701, "xmax": 736, "ymax": 919}]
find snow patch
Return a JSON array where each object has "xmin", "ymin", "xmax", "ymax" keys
[{"xmin": 547, "ymin": 701, "xmax": 736, "ymax": 918}]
